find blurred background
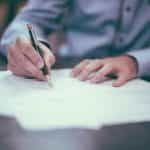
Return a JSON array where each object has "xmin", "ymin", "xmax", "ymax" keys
[
  {"xmin": 0, "ymin": 0, "xmax": 27, "ymax": 37},
  {"xmin": 0, "ymin": 0, "xmax": 27, "ymax": 69},
  {"xmin": 0, "ymin": 0, "xmax": 67, "ymax": 70}
]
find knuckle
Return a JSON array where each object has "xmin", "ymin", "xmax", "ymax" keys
[
  {"xmin": 16, "ymin": 37, "xmax": 24, "ymax": 47},
  {"xmin": 80, "ymin": 59, "xmax": 90, "ymax": 65},
  {"xmin": 84, "ymin": 66, "xmax": 91, "ymax": 72},
  {"xmin": 106, "ymin": 63, "xmax": 113, "ymax": 69},
  {"xmin": 24, "ymin": 38, "xmax": 31, "ymax": 45},
  {"xmin": 84, "ymin": 59, "xmax": 90, "ymax": 63},
  {"xmin": 17, "ymin": 37, "xmax": 32, "ymax": 51},
  {"xmin": 16, "ymin": 37, "xmax": 21, "ymax": 44},
  {"xmin": 17, "ymin": 36, "xmax": 30, "ymax": 45},
  {"xmin": 94, "ymin": 59, "xmax": 101, "ymax": 64}
]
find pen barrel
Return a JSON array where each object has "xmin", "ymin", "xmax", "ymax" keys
[
  {"xmin": 37, "ymin": 45, "xmax": 49, "ymax": 75},
  {"xmin": 27, "ymin": 24, "xmax": 49, "ymax": 76},
  {"xmin": 42, "ymin": 65, "xmax": 49, "ymax": 76}
]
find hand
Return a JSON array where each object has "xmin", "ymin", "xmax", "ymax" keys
[
  {"xmin": 7, "ymin": 37, "xmax": 55, "ymax": 80},
  {"xmin": 71, "ymin": 55, "xmax": 138, "ymax": 87}
]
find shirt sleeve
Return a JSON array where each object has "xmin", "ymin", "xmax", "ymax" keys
[
  {"xmin": 0, "ymin": 0, "xmax": 67, "ymax": 56},
  {"xmin": 127, "ymin": 48, "xmax": 150, "ymax": 77}
]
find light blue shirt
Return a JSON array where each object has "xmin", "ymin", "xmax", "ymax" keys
[{"xmin": 0, "ymin": 0, "xmax": 150, "ymax": 77}]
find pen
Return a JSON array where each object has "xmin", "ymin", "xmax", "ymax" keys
[{"xmin": 27, "ymin": 24, "xmax": 52, "ymax": 86}]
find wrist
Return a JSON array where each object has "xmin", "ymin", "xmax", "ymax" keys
[{"xmin": 123, "ymin": 54, "xmax": 139, "ymax": 76}]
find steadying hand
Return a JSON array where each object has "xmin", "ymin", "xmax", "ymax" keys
[{"xmin": 72, "ymin": 55, "xmax": 138, "ymax": 87}]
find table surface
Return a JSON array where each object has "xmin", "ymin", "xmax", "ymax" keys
[
  {"xmin": 1, "ymin": 55, "xmax": 150, "ymax": 150},
  {"xmin": 0, "ymin": 116, "xmax": 150, "ymax": 150}
]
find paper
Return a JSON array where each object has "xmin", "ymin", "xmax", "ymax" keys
[{"xmin": 0, "ymin": 69, "xmax": 150, "ymax": 130}]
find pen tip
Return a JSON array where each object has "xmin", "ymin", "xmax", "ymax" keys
[{"xmin": 46, "ymin": 75, "xmax": 53, "ymax": 87}]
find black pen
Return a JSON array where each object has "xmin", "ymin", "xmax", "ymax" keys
[{"xmin": 27, "ymin": 24, "xmax": 52, "ymax": 86}]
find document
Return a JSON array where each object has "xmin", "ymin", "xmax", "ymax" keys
[{"xmin": 0, "ymin": 69, "xmax": 150, "ymax": 130}]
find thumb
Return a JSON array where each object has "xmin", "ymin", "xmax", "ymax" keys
[
  {"xmin": 112, "ymin": 75, "xmax": 128, "ymax": 87},
  {"xmin": 39, "ymin": 43, "xmax": 56, "ymax": 69}
]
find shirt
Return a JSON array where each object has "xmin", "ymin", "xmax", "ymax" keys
[{"xmin": 0, "ymin": 0, "xmax": 150, "ymax": 77}]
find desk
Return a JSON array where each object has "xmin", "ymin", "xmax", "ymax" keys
[
  {"xmin": 0, "ymin": 56, "xmax": 150, "ymax": 150},
  {"xmin": 0, "ymin": 116, "xmax": 150, "ymax": 150}
]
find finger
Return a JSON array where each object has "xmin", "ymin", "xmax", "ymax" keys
[
  {"xmin": 90, "ymin": 64, "xmax": 114, "ymax": 83},
  {"xmin": 77, "ymin": 59, "xmax": 103, "ymax": 81},
  {"xmin": 8, "ymin": 42, "xmax": 46, "ymax": 80},
  {"xmin": 16, "ymin": 37, "xmax": 44, "ymax": 69},
  {"xmin": 88, "ymin": 72, "xmax": 110, "ymax": 82},
  {"xmin": 71, "ymin": 59, "xmax": 91, "ymax": 77},
  {"xmin": 11, "ymin": 44, "xmax": 45, "ymax": 80},
  {"xmin": 7, "ymin": 63, "xmax": 16, "ymax": 72},
  {"xmin": 7, "ymin": 59, "xmax": 32, "ymax": 77},
  {"xmin": 8, "ymin": 48, "xmax": 17, "ymax": 67},
  {"xmin": 112, "ymin": 74, "xmax": 128, "ymax": 87},
  {"xmin": 8, "ymin": 45, "xmax": 24, "ymax": 68},
  {"xmin": 7, "ymin": 59, "xmax": 16, "ymax": 71},
  {"xmin": 40, "ymin": 43, "xmax": 55, "ymax": 71},
  {"xmin": 23, "ymin": 58, "xmax": 46, "ymax": 81},
  {"xmin": 9, "ymin": 64, "xmax": 44, "ymax": 81},
  {"xmin": 90, "ymin": 75, "xmax": 110, "ymax": 84},
  {"xmin": 8, "ymin": 64, "xmax": 30, "ymax": 77}
]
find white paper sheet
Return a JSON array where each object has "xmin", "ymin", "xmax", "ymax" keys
[{"xmin": 0, "ymin": 69, "xmax": 150, "ymax": 130}]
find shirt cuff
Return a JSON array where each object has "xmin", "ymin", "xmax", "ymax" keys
[{"xmin": 127, "ymin": 49, "xmax": 150, "ymax": 77}]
